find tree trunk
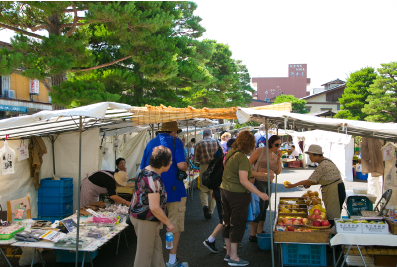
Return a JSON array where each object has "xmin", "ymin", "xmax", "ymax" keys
[{"xmin": 48, "ymin": 14, "xmax": 67, "ymax": 89}]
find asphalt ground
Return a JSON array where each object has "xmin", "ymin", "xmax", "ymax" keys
[{"xmin": 19, "ymin": 167, "xmax": 365, "ymax": 267}]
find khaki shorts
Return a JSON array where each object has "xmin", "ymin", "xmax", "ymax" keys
[{"xmin": 166, "ymin": 197, "xmax": 187, "ymax": 233}]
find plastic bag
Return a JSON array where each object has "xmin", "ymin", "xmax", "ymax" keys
[
  {"xmin": 17, "ymin": 140, "xmax": 29, "ymax": 161},
  {"xmin": 19, "ymin": 247, "xmax": 42, "ymax": 266},
  {"xmin": 0, "ymin": 140, "xmax": 15, "ymax": 175},
  {"xmin": 382, "ymin": 143, "xmax": 394, "ymax": 161}
]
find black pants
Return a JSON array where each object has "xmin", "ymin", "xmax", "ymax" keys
[
  {"xmin": 213, "ymin": 188, "xmax": 223, "ymax": 224},
  {"xmin": 253, "ymin": 180, "xmax": 270, "ymax": 223}
]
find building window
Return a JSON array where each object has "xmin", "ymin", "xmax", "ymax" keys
[
  {"xmin": 337, "ymin": 105, "xmax": 340, "ymax": 110},
  {"xmin": 320, "ymin": 108, "xmax": 332, "ymax": 111}
]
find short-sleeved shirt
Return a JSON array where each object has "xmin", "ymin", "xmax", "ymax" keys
[
  {"xmin": 89, "ymin": 171, "xmax": 117, "ymax": 196},
  {"xmin": 130, "ymin": 169, "xmax": 167, "ymax": 221},
  {"xmin": 140, "ymin": 133, "xmax": 186, "ymax": 203},
  {"xmin": 221, "ymin": 149, "xmax": 252, "ymax": 193},
  {"xmin": 308, "ymin": 158, "xmax": 342, "ymax": 185}
]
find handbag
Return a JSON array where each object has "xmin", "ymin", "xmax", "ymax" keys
[{"xmin": 0, "ymin": 204, "xmax": 8, "ymax": 221}]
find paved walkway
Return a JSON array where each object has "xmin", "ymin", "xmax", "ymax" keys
[{"xmin": 28, "ymin": 167, "xmax": 365, "ymax": 266}]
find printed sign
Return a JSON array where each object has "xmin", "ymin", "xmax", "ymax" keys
[
  {"xmin": 40, "ymin": 230, "xmax": 66, "ymax": 242},
  {"xmin": 29, "ymin": 79, "xmax": 39, "ymax": 95},
  {"xmin": 17, "ymin": 144, "xmax": 29, "ymax": 161}
]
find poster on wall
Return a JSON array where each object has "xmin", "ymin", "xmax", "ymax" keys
[{"xmin": 29, "ymin": 79, "xmax": 39, "ymax": 95}]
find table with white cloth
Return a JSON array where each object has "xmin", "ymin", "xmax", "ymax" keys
[
  {"xmin": 11, "ymin": 215, "xmax": 129, "ymax": 267},
  {"xmin": 330, "ymin": 233, "xmax": 397, "ymax": 267}
]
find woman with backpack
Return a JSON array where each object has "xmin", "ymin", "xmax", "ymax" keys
[
  {"xmin": 221, "ymin": 131, "xmax": 269, "ymax": 267},
  {"xmin": 248, "ymin": 135, "xmax": 282, "ymax": 242}
]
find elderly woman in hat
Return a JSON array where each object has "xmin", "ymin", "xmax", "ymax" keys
[
  {"xmin": 284, "ymin": 144, "xmax": 346, "ymax": 226},
  {"xmin": 80, "ymin": 170, "xmax": 130, "ymax": 208}
]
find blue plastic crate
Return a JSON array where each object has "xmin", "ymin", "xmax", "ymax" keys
[
  {"xmin": 38, "ymin": 184, "xmax": 73, "ymax": 197},
  {"xmin": 40, "ymin": 177, "xmax": 73, "ymax": 188},
  {"xmin": 356, "ymin": 172, "xmax": 368, "ymax": 180},
  {"xmin": 38, "ymin": 201, "xmax": 73, "ymax": 216},
  {"xmin": 56, "ymin": 250, "xmax": 98, "ymax": 263},
  {"xmin": 34, "ymin": 214, "xmax": 72, "ymax": 223},
  {"xmin": 282, "ymin": 244, "xmax": 327, "ymax": 266},
  {"xmin": 38, "ymin": 193, "xmax": 73, "ymax": 203}
]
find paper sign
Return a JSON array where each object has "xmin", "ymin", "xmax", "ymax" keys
[
  {"xmin": 85, "ymin": 208, "xmax": 102, "ymax": 218},
  {"xmin": 29, "ymin": 79, "xmax": 39, "ymax": 95},
  {"xmin": 61, "ymin": 218, "xmax": 77, "ymax": 232},
  {"xmin": 40, "ymin": 230, "xmax": 66, "ymax": 242},
  {"xmin": 17, "ymin": 145, "xmax": 29, "ymax": 161}
]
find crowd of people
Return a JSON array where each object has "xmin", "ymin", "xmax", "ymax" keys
[{"xmin": 83, "ymin": 121, "xmax": 346, "ymax": 267}]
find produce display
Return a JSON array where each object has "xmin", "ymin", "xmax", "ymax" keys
[{"xmin": 276, "ymin": 191, "xmax": 331, "ymax": 232}]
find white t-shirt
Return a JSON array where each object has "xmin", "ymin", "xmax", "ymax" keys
[{"xmin": 290, "ymin": 149, "xmax": 300, "ymax": 158}]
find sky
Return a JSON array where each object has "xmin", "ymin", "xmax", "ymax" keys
[
  {"xmin": 194, "ymin": 0, "xmax": 397, "ymax": 91},
  {"xmin": 1, "ymin": 0, "xmax": 396, "ymax": 92}
]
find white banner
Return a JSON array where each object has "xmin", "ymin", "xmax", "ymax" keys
[{"xmin": 29, "ymin": 79, "xmax": 39, "ymax": 95}]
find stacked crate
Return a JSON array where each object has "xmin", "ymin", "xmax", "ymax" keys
[{"xmin": 37, "ymin": 178, "xmax": 73, "ymax": 220}]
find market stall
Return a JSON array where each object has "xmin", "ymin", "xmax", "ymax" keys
[{"xmin": 237, "ymin": 107, "xmax": 397, "ymax": 267}]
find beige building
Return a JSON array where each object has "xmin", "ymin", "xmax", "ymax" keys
[{"xmin": 302, "ymin": 79, "xmax": 345, "ymax": 114}]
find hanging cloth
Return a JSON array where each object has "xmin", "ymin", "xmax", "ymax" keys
[
  {"xmin": 28, "ymin": 136, "xmax": 47, "ymax": 190},
  {"xmin": 361, "ymin": 137, "xmax": 384, "ymax": 177}
]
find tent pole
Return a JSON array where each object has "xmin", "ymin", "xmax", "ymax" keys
[
  {"xmin": 194, "ymin": 124, "xmax": 197, "ymax": 190},
  {"xmin": 187, "ymin": 123, "xmax": 191, "ymax": 201},
  {"xmin": 51, "ymin": 136, "xmax": 56, "ymax": 176},
  {"xmin": 75, "ymin": 116, "xmax": 82, "ymax": 267},
  {"xmin": 265, "ymin": 118, "xmax": 275, "ymax": 267},
  {"xmin": 151, "ymin": 124, "xmax": 154, "ymax": 140},
  {"xmin": 275, "ymin": 125, "xmax": 278, "ymax": 214}
]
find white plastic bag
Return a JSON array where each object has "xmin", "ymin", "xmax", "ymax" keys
[
  {"xmin": 0, "ymin": 140, "xmax": 15, "ymax": 175},
  {"xmin": 19, "ymin": 247, "xmax": 42, "ymax": 266},
  {"xmin": 17, "ymin": 140, "xmax": 29, "ymax": 161},
  {"xmin": 382, "ymin": 143, "xmax": 394, "ymax": 161}
]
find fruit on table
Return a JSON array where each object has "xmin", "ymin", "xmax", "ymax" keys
[
  {"xmin": 302, "ymin": 218, "xmax": 309, "ymax": 224},
  {"xmin": 312, "ymin": 221, "xmax": 322, "ymax": 227},
  {"xmin": 314, "ymin": 191, "xmax": 319, "ymax": 197},
  {"xmin": 321, "ymin": 220, "xmax": 330, "ymax": 226},
  {"xmin": 313, "ymin": 209, "xmax": 321, "ymax": 215},
  {"xmin": 286, "ymin": 226, "xmax": 295, "ymax": 231}
]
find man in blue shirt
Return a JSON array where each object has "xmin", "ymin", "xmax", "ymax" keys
[{"xmin": 140, "ymin": 121, "xmax": 188, "ymax": 267}]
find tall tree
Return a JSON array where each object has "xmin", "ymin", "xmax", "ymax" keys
[
  {"xmin": 363, "ymin": 62, "xmax": 397, "ymax": 122},
  {"xmin": 0, "ymin": 1, "xmax": 211, "ymax": 107},
  {"xmin": 334, "ymin": 67, "xmax": 376, "ymax": 120},
  {"xmin": 225, "ymin": 60, "xmax": 255, "ymax": 107},
  {"xmin": 273, "ymin": 95, "xmax": 308, "ymax": 113}
]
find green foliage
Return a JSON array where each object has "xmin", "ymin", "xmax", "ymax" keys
[
  {"xmin": 363, "ymin": 62, "xmax": 397, "ymax": 123},
  {"xmin": 187, "ymin": 40, "xmax": 253, "ymax": 108},
  {"xmin": 273, "ymin": 95, "xmax": 308, "ymax": 114},
  {"xmin": 334, "ymin": 67, "xmax": 376, "ymax": 120},
  {"xmin": 234, "ymin": 121, "xmax": 260, "ymax": 129}
]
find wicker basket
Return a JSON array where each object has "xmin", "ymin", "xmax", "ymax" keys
[{"xmin": 305, "ymin": 222, "xmax": 331, "ymax": 229}]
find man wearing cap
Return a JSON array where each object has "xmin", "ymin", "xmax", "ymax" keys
[
  {"xmin": 195, "ymin": 129, "xmax": 222, "ymax": 219},
  {"xmin": 284, "ymin": 144, "xmax": 346, "ymax": 227},
  {"xmin": 80, "ymin": 170, "xmax": 130, "ymax": 208},
  {"xmin": 140, "ymin": 121, "xmax": 188, "ymax": 267}
]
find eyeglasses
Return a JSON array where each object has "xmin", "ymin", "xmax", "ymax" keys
[{"xmin": 274, "ymin": 144, "xmax": 281, "ymax": 147}]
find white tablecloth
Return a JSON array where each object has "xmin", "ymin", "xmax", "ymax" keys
[{"xmin": 330, "ymin": 233, "xmax": 397, "ymax": 246}]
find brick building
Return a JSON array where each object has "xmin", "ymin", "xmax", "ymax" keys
[{"xmin": 250, "ymin": 64, "xmax": 311, "ymax": 106}]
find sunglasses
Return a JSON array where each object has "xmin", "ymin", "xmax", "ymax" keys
[{"xmin": 274, "ymin": 144, "xmax": 281, "ymax": 147}]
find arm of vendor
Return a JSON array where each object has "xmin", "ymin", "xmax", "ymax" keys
[{"xmin": 88, "ymin": 171, "xmax": 131, "ymax": 206}]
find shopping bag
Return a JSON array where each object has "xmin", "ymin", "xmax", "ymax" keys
[
  {"xmin": 17, "ymin": 140, "xmax": 29, "ymax": 161},
  {"xmin": 0, "ymin": 140, "xmax": 15, "ymax": 175}
]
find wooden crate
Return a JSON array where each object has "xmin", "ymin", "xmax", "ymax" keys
[
  {"xmin": 385, "ymin": 218, "xmax": 397, "ymax": 235},
  {"xmin": 273, "ymin": 228, "xmax": 331, "ymax": 244}
]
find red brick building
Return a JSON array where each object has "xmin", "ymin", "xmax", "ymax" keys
[{"xmin": 250, "ymin": 64, "xmax": 311, "ymax": 107}]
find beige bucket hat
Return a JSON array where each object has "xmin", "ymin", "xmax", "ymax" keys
[
  {"xmin": 305, "ymin": 144, "xmax": 324, "ymax": 155},
  {"xmin": 114, "ymin": 171, "xmax": 128, "ymax": 186}
]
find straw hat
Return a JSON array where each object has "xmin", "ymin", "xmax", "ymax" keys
[
  {"xmin": 160, "ymin": 121, "xmax": 182, "ymax": 133},
  {"xmin": 114, "ymin": 171, "xmax": 128, "ymax": 186},
  {"xmin": 305, "ymin": 144, "xmax": 324, "ymax": 155}
]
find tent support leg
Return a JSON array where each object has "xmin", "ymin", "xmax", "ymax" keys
[
  {"xmin": 265, "ymin": 118, "xmax": 275, "ymax": 267},
  {"xmin": 51, "ymin": 136, "xmax": 56, "ymax": 175},
  {"xmin": 75, "ymin": 116, "xmax": 82, "ymax": 267}
]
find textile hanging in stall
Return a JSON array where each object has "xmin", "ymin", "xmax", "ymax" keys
[
  {"xmin": 0, "ymin": 140, "xmax": 16, "ymax": 175},
  {"xmin": 361, "ymin": 137, "xmax": 384, "ymax": 177},
  {"xmin": 28, "ymin": 136, "xmax": 47, "ymax": 190}
]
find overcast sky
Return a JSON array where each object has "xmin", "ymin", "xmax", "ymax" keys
[
  {"xmin": 195, "ymin": 0, "xmax": 397, "ymax": 90},
  {"xmin": 1, "ymin": 0, "xmax": 396, "ymax": 91}
]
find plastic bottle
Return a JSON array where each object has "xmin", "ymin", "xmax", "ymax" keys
[
  {"xmin": 389, "ymin": 206, "xmax": 395, "ymax": 219},
  {"xmin": 166, "ymin": 232, "xmax": 173, "ymax": 249}
]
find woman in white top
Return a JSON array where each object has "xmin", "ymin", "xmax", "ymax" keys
[{"xmin": 220, "ymin": 132, "xmax": 231, "ymax": 152}]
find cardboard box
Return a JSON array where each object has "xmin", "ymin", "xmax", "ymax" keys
[
  {"xmin": 362, "ymin": 222, "xmax": 389, "ymax": 234},
  {"xmin": 335, "ymin": 218, "xmax": 363, "ymax": 234}
]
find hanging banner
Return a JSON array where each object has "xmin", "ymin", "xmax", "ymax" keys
[
  {"xmin": 17, "ymin": 140, "xmax": 29, "ymax": 161},
  {"xmin": 29, "ymin": 79, "xmax": 39, "ymax": 95},
  {"xmin": 0, "ymin": 140, "xmax": 16, "ymax": 175}
]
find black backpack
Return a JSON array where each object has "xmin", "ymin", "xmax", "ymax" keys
[{"xmin": 202, "ymin": 151, "xmax": 238, "ymax": 190}]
